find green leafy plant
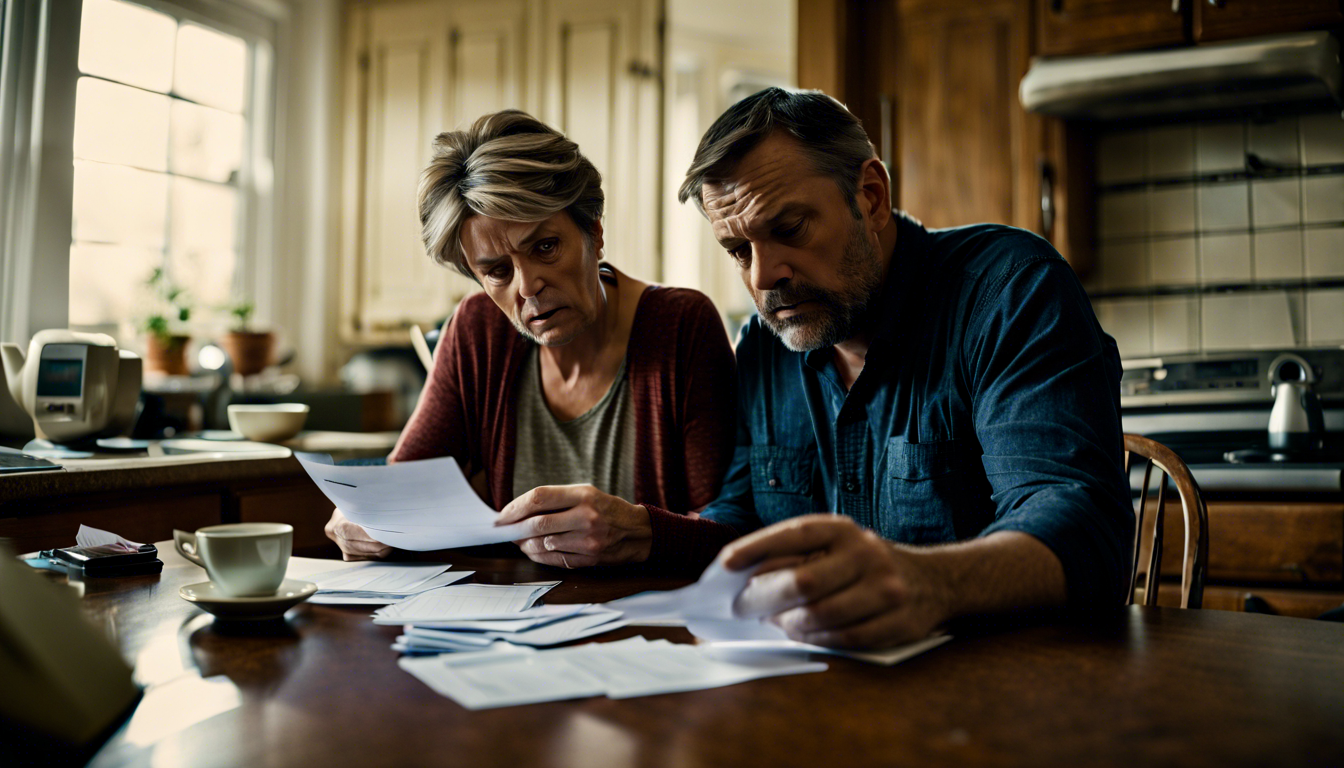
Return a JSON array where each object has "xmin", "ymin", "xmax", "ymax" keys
[
  {"xmin": 228, "ymin": 300, "xmax": 256, "ymax": 332},
  {"xmin": 141, "ymin": 268, "xmax": 192, "ymax": 343}
]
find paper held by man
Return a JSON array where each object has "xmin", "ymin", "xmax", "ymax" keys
[{"xmin": 295, "ymin": 453, "xmax": 529, "ymax": 550}]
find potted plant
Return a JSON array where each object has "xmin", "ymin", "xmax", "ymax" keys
[
  {"xmin": 141, "ymin": 269, "xmax": 192, "ymax": 376},
  {"xmin": 219, "ymin": 300, "xmax": 275, "ymax": 376}
]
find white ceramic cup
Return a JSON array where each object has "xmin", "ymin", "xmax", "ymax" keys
[{"xmin": 173, "ymin": 523, "xmax": 292, "ymax": 597}]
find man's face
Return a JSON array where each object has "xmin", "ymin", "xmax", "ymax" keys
[
  {"xmin": 701, "ymin": 133, "xmax": 884, "ymax": 352},
  {"xmin": 459, "ymin": 211, "xmax": 604, "ymax": 346}
]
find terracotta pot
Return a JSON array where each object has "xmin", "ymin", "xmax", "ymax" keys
[
  {"xmin": 221, "ymin": 331, "xmax": 276, "ymax": 376},
  {"xmin": 144, "ymin": 334, "xmax": 191, "ymax": 376}
]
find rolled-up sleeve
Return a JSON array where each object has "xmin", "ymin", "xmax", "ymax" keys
[{"xmin": 965, "ymin": 256, "xmax": 1134, "ymax": 608}]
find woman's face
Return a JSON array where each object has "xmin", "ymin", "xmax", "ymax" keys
[{"xmin": 458, "ymin": 211, "xmax": 605, "ymax": 346}]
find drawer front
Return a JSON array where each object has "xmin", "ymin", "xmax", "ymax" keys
[
  {"xmin": 1142, "ymin": 500, "xmax": 1343, "ymax": 583},
  {"xmin": 0, "ymin": 495, "xmax": 221, "ymax": 554}
]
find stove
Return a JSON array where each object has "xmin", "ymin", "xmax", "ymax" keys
[{"xmin": 1120, "ymin": 348, "xmax": 1344, "ymax": 494}]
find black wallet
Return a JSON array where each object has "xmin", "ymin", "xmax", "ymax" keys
[{"xmin": 42, "ymin": 543, "xmax": 164, "ymax": 577}]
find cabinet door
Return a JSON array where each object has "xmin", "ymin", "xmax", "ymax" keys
[
  {"xmin": 538, "ymin": 0, "xmax": 662, "ymax": 283},
  {"xmin": 1195, "ymin": 0, "xmax": 1343, "ymax": 44},
  {"xmin": 1038, "ymin": 0, "xmax": 1188, "ymax": 57},
  {"xmin": 895, "ymin": 0, "xmax": 1032, "ymax": 232}
]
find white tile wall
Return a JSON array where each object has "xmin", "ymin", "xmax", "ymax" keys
[
  {"xmin": 1251, "ymin": 178, "xmax": 1301, "ymax": 228},
  {"xmin": 1093, "ymin": 111, "xmax": 1344, "ymax": 357},
  {"xmin": 1253, "ymin": 230, "xmax": 1303, "ymax": 281},
  {"xmin": 1150, "ymin": 237, "xmax": 1198, "ymax": 286},
  {"xmin": 1305, "ymin": 228, "xmax": 1344, "ymax": 278},
  {"xmin": 1306, "ymin": 288, "xmax": 1344, "ymax": 344}
]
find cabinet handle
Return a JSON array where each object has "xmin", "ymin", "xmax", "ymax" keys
[
  {"xmin": 879, "ymin": 95, "xmax": 893, "ymax": 173},
  {"xmin": 1039, "ymin": 160, "xmax": 1055, "ymax": 238}
]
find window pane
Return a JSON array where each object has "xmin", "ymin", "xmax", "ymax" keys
[
  {"xmin": 69, "ymin": 243, "xmax": 162, "ymax": 330},
  {"xmin": 72, "ymin": 161, "xmax": 168, "ymax": 248},
  {"xmin": 78, "ymin": 0, "xmax": 175, "ymax": 93},
  {"xmin": 174, "ymin": 24, "xmax": 247, "ymax": 114},
  {"xmin": 171, "ymin": 100, "xmax": 243, "ymax": 183},
  {"xmin": 74, "ymin": 77, "xmax": 170, "ymax": 170},
  {"xmin": 170, "ymin": 178, "xmax": 237, "ymax": 306}
]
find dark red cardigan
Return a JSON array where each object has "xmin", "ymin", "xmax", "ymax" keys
[{"xmin": 390, "ymin": 286, "xmax": 739, "ymax": 565}]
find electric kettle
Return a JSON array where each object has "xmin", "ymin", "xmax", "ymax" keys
[{"xmin": 1267, "ymin": 354, "xmax": 1324, "ymax": 451}]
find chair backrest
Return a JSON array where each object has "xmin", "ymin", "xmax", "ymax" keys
[{"xmin": 1122, "ymin": 434, "xmax": 1209, "ymax": 609}]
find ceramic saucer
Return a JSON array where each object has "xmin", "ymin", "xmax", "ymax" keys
[{"xmin": 179, "ymin": 579, "xmax": 317, "ymax": 621}]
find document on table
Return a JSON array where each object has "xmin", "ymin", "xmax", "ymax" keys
[
  {"xmin": 299, "ymin": 562, "xmax": 475, "ymax": 605},
  {"xmin": 294, "ymin": 453, "xmax": 530, "ymax": 550},
  {"xmin": 372, "ymin": 582, "xmax": 560, "ymax": 624},
  {"xmin": 608, "ymin": 561, "xmax": 952, "ymax": 666},
  {"xmin": 398, "ymin": 636, "xmax": 826, "ymax": 709},
  {"xmin": 400, "ymin": 608, "xmax": 626, "ymax": 649}
]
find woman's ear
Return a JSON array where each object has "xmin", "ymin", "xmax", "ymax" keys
[{"xmin": 590, "ymin": 219, "xmax": 605, "ymax": 254}]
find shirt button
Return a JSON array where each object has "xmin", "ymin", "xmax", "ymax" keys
[
  {"xmin": 768, "ymin": 478, "xmax": 779, "ymax": 488},
  {"xmin": 844, "ymin": 480, "xmax": 857, "ymax": 492}
]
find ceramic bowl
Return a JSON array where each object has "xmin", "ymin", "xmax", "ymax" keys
[{"xmin": 226, "ymin": 403, "xmax": 309, "ymax": 443}]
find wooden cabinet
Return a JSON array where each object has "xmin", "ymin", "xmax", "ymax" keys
[
  {"xmin": 1038, "ymin": 0, "xmax": 1343, "ymax": 57},
  {"xmin": 340, "ymin": 0, "xmax": 661, "ymax": 344},
  {"xmin": 1195, "ymin": 0, "xmax": 1344, "ymax": 43},
  {"xmin": 1038, "ymin": 0, "xmax": 1186, "ymax": 57}
]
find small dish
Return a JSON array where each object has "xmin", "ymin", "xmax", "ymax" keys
[
  {"xmin": 159, "ymin": 438, "xmax": 283, "ymax": 455},
  {"xmin": 227, "ymin": 403, "xmax": 310, "ymax": 443},
  {"xmin": 179, "ymin": 578, "xmax": 317, "ymax": 621}
]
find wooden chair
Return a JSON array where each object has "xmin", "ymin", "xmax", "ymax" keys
[{"xmin": 1123, "ymin": 434, "xmax": 1209, "ymax": 609}]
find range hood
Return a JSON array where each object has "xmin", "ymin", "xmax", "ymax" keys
[{"xmin": 1020, "ymin": 32, "xmax": 1342, "ymax": 121}]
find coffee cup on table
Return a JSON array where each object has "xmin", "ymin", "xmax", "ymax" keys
[{"xmin": 173, "ymin": 523, "xmax": 292, "ymax": 597}]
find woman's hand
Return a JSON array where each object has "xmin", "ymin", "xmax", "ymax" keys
[
  {"xmin": 497, "ymin": 485, "xmax": 653, "ymax": 568},
  {"xmin": 324, "ymin": 508, "xmax": 393, "ymax": 561}
]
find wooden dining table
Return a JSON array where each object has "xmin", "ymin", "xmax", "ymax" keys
[{"xmin": 44, "ymin": 542, "xmax": 1344, "ymax": 768}]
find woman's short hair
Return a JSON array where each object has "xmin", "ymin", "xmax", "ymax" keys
[
  {"xmin": 418, "ymin": 110, "xmax": 604, "ymax": 279},
  {"xmin": 678, "ymin": 88, "xmax": 876, "ymax": 219}
]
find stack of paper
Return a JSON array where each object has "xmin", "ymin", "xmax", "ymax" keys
[
  {"xmin": 294, "ymin": 453, "xmax": 529, "ymax": 551},
  {"xmin": 392, "ymin": 605, "xmax": 626, "ymax": 654},
  {"xmin": 372, "ymin": 582, "xmax": 561, "ymax": 623},
  {"xmin": 303, "ymin": 562, "xmax": 473, "ymax": 605},
  {"xmin": 608, "ymin": 561, "xmax": 952, "ymax": 666},
  {"xmin": 76, "ymin": 525, "xmax": 143, "ymax": 554},
  {"xmin": 399, "ymin": 636, "xmax": 828, "ymax": 709}
]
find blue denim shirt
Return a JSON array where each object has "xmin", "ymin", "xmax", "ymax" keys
[{"xmin": 701, "ymin": 213, "xmax": 1134, "ymax": 607}]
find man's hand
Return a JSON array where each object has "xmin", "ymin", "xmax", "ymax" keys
[
  {"xmin": 324, "ymin": 508, "xmax": 393, "ymax": 562},
  {"xmin": 721, "ymin": 514, "xmax": 955, "ymax": 650},
  {"xmin": 496, "ymin": 485, "xmax": 653, "ymax": 568}
]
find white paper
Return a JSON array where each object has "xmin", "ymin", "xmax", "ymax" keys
[
  {"xmin": 295, "ymin": 453, "xmax": 529, "ymax": 550},
  {"xmin": 372, "ymin": 582, "xmax": 558, "ymax": 624},
  {"xmin": 309, "ymin": 572, "xmax": 474, "ymax": 605},
  {"xmin": 395, "ymin": 603, "xmax": 595, "ymax": 632},
  {"xmin": 608, "ymin": 561, "xmax": 952, "ymax": 665},
  {"xmin": 306, "ymin": 562, "xmax": 451, "ymax": 592},
  {"xmin": 397, "ymin": 636, "xmax": 826, "ymax": 709},
  {"xmin": 75, "ymin": 525, "xmax": 143, "ymax": 554},
  {"xmin": 402, "ymin": 609, "xmax": 626, "ymax": 649}
]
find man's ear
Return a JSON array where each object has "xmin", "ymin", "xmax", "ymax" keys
[
  {"xmin": 590, "ymin": 219, "xmax": 605, "ymax": 253},
  {"xmin": 856, "ymin": 157, "xmax": 892, "ymax": 233}
]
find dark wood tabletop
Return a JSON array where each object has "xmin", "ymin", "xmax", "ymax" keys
[{"xmin": 54, "ymin": 543, "xmax": 1344, "ymax": 768}]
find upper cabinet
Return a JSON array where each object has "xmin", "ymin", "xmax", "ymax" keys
[
  {"xmin": 1039, "ymin": 0, "xmax": 1344, "ymax": 57},
  {"xmin": 340, "ymin": 0, "xmax": 661, "ymax": 344}
]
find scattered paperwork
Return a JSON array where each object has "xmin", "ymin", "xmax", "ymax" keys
[
  {"xmin": 372, "ymin": 582, "xmax": 560, "ymax": 624},
  {"xmin": 609, "ymin": 561, "xmax": 952, "ymax": 666},
  {"xmin": 294, "ymin": 453, "xmax": 529, "ymax": 550},
  {"xmin": 76, "ymin": 525, "xmax": 143, "ymax": 554},
  {"xmin": 302, "ymin": 562, "xmax": 474, "ymax": 605},
  {"xmin": 398, "ymin": 636, "xmax": 827, "ymax": 709},
  {"xmin": 396, "ymin": 608, "xmax": 627, "ymax": 652}
]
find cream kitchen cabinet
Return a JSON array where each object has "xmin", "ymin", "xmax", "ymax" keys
[{"xmin": 340, "ymin": 0, "xmax": 663, "ymax": 344}]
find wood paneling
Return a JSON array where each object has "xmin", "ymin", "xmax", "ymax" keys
[
  {"xmin": 797, "ymin": 0, "xmax": 847, "ymax": 99},
  {"xmin": 1195, "ymin": 0, "xmax": 1343, "ymax": 43},
  {"xmin": 1144, "ymin": 583, "xmax": 1344, "ymax": 618},
  {"xmin": 1037, "ymin": 0, "xmax": 1187, "ymax": 57},
  {"xmin": 235, "ymin": 485, "xmax": 342, "ymax": 558}
]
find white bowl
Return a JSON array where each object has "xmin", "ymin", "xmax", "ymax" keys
[{"xmin": 226, "ymin": 403, "xmax": 310, "ymax": 443}]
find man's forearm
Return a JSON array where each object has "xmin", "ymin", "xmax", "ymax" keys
[{"xmin": 907, "ymin": 531, "xmax": 1068, "ymax": 620}]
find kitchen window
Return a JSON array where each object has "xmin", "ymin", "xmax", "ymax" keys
[{"xmin": 69, "ymin": 0, "xmax": 274, "ymax": 343}]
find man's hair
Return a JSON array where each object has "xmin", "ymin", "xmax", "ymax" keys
[
  {"xmin": 418, "ymin": 110, "xmax": 604, "ymax": 279},
  {"xmin": 677, "ymin": 88, "xmax": 876, "ymax": 218}
]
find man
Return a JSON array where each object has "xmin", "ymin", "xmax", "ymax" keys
[{"xmin": 501, "ymin": 88, "xmax": 1131, "ymax": 651}]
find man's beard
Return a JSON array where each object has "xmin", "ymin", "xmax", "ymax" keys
[{"xmin": 757, "ymin": 219, "xmax": 884, "ymax": 352}]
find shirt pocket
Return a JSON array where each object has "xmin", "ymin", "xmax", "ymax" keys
[
  {"xmin": 884, "ymin": 438, "xmax": 960, "ymax": 543},
  {"xmin": 750, "ymin": 444, "xmax": 817, "ymax": 526}
]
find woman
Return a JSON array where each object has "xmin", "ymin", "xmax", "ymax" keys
[{"xmin": 325, "ymin": 110, "xmax": 736, "ymax": 568}]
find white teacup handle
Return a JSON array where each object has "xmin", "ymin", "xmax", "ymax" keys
[{"xmin": 173, "ymin": 529, "xmax": 205, "ymax": 567}]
